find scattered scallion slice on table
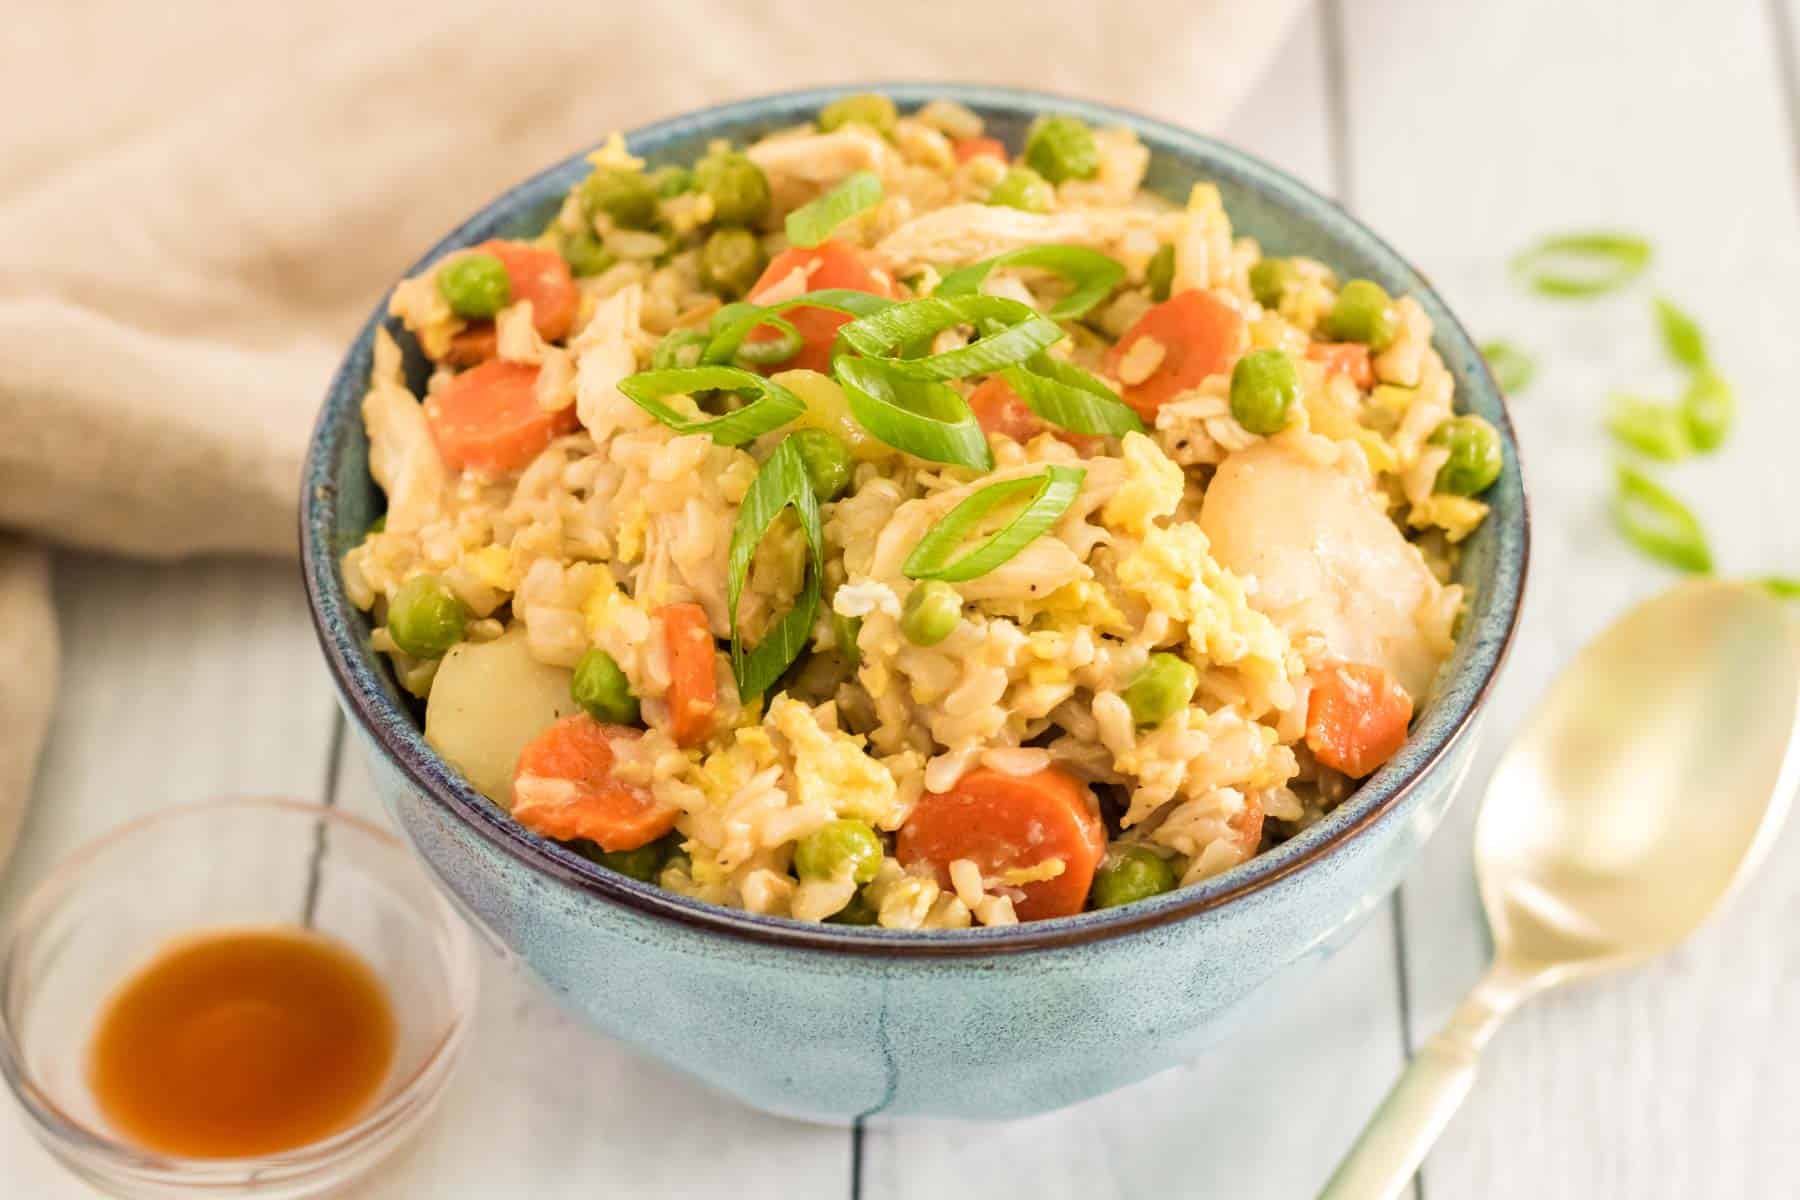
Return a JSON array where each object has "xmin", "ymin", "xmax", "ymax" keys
[
  {"xmin": 1606, "ymin": 394, "xmax": 1692, "ymax": 462},
  {"xmin": 935, "ymin": 245, "xmax": 1127, "ymax": 319},
  {"xmin": 1611, "ymin": 463, "xmax": 1712, "ymax": 574},
  {"xmin": 902, "ymin": 466, "xmax": 1086, "ymax": 582},
  {"xmin": 1000, "ymin": 355, "xmax": 1145, "ymax": 436},
  {"xmin": 616, "ymin": 366, "xmax": 805, "ymax": 446},
  {"xmin": 833, "ymin": 356, "xmax": 993, "ymax": 469},
  {"xmin": 785, "ymin": 170, "xmax": 883, "ymax": 248},
  {"xmin": 726, "ymin": 436, "xmax": 824, "ymax": 698},
  {"xmin": 1681, "ymin": 369, "xmax": 1733, "ymax": 452},
  {"xmin": 837, "ymin": 295, "xmax": 1065, "ymax": 380},
  {"xmin": 1761, "ymin": 577, "xmax": 1800, "ymax": 600},
  {"xmin": 1652, "ymin": 295, "xmax": 1710, "ymax": 369},
  {"xmin": 701, "ymin": 289, "xmax": 893, "ymax": 365},
  {"xmin": 1510, "ymin": 231, "xmax": 1652, "ymax": 298},
  {"xmin": 1479, "ymin": 340, "xmax": 1536, "ymax": 394}
]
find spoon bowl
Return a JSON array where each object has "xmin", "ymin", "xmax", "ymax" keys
[
  {"xmin": 1324, "ymin": 579, "xmax": 1800, "ymax": 1199},
  {"xmin": 1477, "ymin": 579, "xmax": 1800, "ymax": 979}
]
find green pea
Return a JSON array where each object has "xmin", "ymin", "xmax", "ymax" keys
[
  {"xmin": 387, "ymin": 574, "xmax": 469, "ymax": 659},
  {"xmin": 818, "ymin": 93, "xmax": 898, "ymax": 137},
  {"xmin": 569, "ymin": 838, "xmax": 662, "ymax": 882},
  {"xmin": 571, "ymin": 648, "xmax": 640, "ymax": 725},
  {"xmin": 826, "ymin": 887, "xmax": 879, "ymax": 926},
  {"xmin": 1145, "ymin": 244, "xmax": 1175, "ymax": 302},
  {"xmin": 1022, "ymin": 114, "xmax": 1099, "ymax": 183},
  {"xmin": 794, "ymin": 819, "xmax": 884, "ymax": 884},
  {"xmin": 1324, "ymin": 279, "xmax": 1398, "ymax": 350},
  {"xmin": 986, "ymin": 166, "xmax": 1054, "ymax": 213},
  {"xmin": 556, "ymin": 226, "xmax": 616, "ymax": 278},
  {"xmin": 1089, "ymin": 845, "xmax": 1178, "ymax": 909},
  {"xmin": 367, "ymin": 514, "xmax": 386, "ymax": 535},
  {"xmin": 1249, "ymin": 258, "xmax": 1298, "ymax": 309},
  {"xmin": 699, "ymin": 227, "xmax": 767, "ymax": 299},
  {"xmin": 649, "ymin": 164, "xmax": 693, "ymax": 198},
  {"xmin": 1229, "ymin": 348, "xmax": 1300, "ymax": 436},
  {"xmin": 694, "ymin": 150, "xmax": 771, "ymax": 227},
  {"xmin": 436, "ymin": 253, "xmax": 511, "ymax": 319},
  {"xmin": 579, "ymin": 166, "xmax": 659, "ymax": 230},
  {"xmin": 1121, "ymin": 652, "xmax": 1198, "ymax": 727},
  {"xmin": 900, "ymin": 581, "xmax": 961, "ymax": 646},
  {"xmin": 1429, "ymin": 415, "xmax": 1504, "ymax": 496},
  {"xmin": 790, "ymin": 429, "xmax": 853, "ymax": 501}
]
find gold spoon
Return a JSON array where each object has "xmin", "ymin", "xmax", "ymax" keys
[{"xmin": 1321, "ymin": 579, "xmax": 1800, "ymax": 1200}]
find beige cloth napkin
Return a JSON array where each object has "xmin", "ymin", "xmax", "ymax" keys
[{"xmin": 0, "ymin": 1, "xmax": 1307, "ymax": 872}]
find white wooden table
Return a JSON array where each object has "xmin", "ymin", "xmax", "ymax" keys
[{"xmin": 7, "ymin": 1, "xmax": 1800, "ymax": 1194}]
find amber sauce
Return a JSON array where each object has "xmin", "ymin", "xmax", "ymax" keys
[{"xmin": 87, "ymin": 927, "xmax": 396, "ymax": 1158}]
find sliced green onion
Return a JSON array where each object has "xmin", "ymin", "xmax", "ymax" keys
[
  {"xmin": 1479, "ymin": 340, "xmax": 1536, "ymax": 394},
  {"xmin": 1606, "ymin": 395, "xmax": 1691, "ymax": 462},
  {"xmin": 838, "ymin": 295, "xmax": 1064, "ymax": 380},
  {"xmin": 902, "ymin": 466, "xmax": 1086, "ymax": 581},
  {"xmin": 785, "ymin": 171, "xmax": 883, "ymax": 248},
  {"xmin": 935, "ymin": 245, "xmax": 1126, "ymax": 319},
  {"xmin": 651, "ymin": 328, "xmax": 711, "ymax": 370},
  {"xmin": 1612, "ymin": 464, "xmax": 1712, "ymax": 574},
  {"xmin": 1510, "ymin": 231, "xmax": 1652, "ymax": 298},
  {"xmin": 833, "ymin": 356, "xmax": 992, "ymax": 469},
  {"xmin": 726, "ymin": 437, "xmax": 824, "ymax": 698},
  {"xmin": 1681, "ymin": 369, "xmax": 1733, "ymax": 452},
  {"xmin": 731, "ymin": 315, "xmax": 804, "ymax": 366},
  {"xmin": 616, "ymin": 366, "xmax": 805, "ymax": 446},
  {"xmin": 701, "ymin": 289, "xmax": 893, "ymax": 365},
  {"xmin": 1000, "ymin": 355, "xmax": 1144, "ymax": 436},
  {"xmin": 1653, "ymin": 296, "xmax": 1709, "ymax": 369},
  {"xmin": 1761, "ymin": 577, "xmax": 1800, "ymax": 600}
]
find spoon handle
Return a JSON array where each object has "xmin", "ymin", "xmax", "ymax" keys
[{"xmin": 1318, "ymin": 969, "xmax": 1525, "ymax": 1200}]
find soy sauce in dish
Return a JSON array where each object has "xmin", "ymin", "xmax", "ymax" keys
[{"xmin": 87, "ymin": 926, "xmax": 395, "ymax": 1158}]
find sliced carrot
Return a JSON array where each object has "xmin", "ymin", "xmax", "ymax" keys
[
  {"xmin": 1229, "ymin": 792, "xmax": 1265, "ymax": 859},
  {"xmin": 1103, "ymin": 288, "xmax": 1247, "ymax": 420},
  {"xmin": 511, "ymin": 717, "xmax": 676, "ymax": 852},
  {"xmin": 896, "ymin": 766, "xmax": 1106, "ymax": 922},
  {"xmin": 431, "ymin": 240, "xmax": 578, "ymax": 366},
  {"xmin": 1307, "ymin": 342, "xmax": 1375, "ymax": 389},
  {"xmin": 1305, "ymin": 661, "xmax": 1414, "ymax": 779},
  {"xmin": 966, "ymin": 375, "xmax": 1102, "ymax": 454},
  {"xmin": 953, "ymin": 136, "xmax": 1008, "ymax": 164},
  {"xmin": 424, "ymin": 360, "xmax": 578, "ymax": 474},
  {"xmin": 477, "ymin": 239, "xmax": 579, "ymax": 342},
  {"xmin": 659, "ymin": 602, "xmax": 718, "ymax": 748},
  {"xmin": 746, "ymin": 240, "xmax": 896, "ymax": 373}
]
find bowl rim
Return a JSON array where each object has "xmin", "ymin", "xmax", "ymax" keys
[
  {"xmin": 0, "ymin": 797, "xmax": 480, "ymax": 1187},
  {"xmin": 300, "ymin": 82, "xmax": 1529, "ymax": 959}
]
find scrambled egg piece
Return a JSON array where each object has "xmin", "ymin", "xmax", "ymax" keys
[
  {"xmin": 1101, "ymin": 432, "xmax": 1184, "ymax": 536},
  {"xmin": 768, "ymin": 697, "xmax": 903, "ymax": 830},
  {"xmin": 1116, "ymin": 524, "xmax": 1291, "ymax": 680}
]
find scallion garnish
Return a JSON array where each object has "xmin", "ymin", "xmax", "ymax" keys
[
  {"xmin": 1510, "ymin": 231, "xmax": 1652, "ymax": 298},
  {"xmin": 785, "ymin": 171, "xmax": 883, "ymax": 248},
  {"xmin": 1606, "ymin": 395, "xmax": 1691, "ymax": 462},
  {"xmin": 726, "ymin": 436, "xmax": 824, "ymax": 698},
  {"xmin": 1681, "ymin": 370, "xmax": 1733, "ymax": 452},
  {"xmin": 1000, "ymin": 355, "xmax": 1144, "ymax": 436},
  {"xmin": 615, "ymin": 366, "xmax": 805, "ymax": 446},
  {"xmin": 1612, "ymin": 464, "xmax": 1712, "ymax": 574},
  {"xmin": 837, "ymin": 295, "xmax": 1064, "ymax": 380},
  {"xmin": 1653, "ymin": 296, "xmax": 1709, "ymax": 369},
  {"xmin": 902, "ymin": 466, "xmax": 1085, "ymax": 581},
  {"xmin": 701, "ymin": 289, "xmax": 893, "ymax": 365},
  {"xmin": 651, "ymin": 328, "xmax": 711, "ymax": 370},
  {"xmin": 1479, "ymin": 340, "xmax": 1536, "ymax": 394},
  {"xmin": 1762, "ymin": 577, "xmax": 1800, "ymax": 600},
  {"xmin": 834, "ymin": 356, "xmax": 993, "ymax": 469},
  {"xmin": 730, "ymin": 315, "xmax": 804, "ymax": 366},
  {"xmin": 936, "ymin": 245, "xmax": 1126, "ymax": 319}
]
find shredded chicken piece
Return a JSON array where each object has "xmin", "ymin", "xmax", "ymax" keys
[
  {"xmin": 362, "ymin": 329, "xmax": 446, "ymax": 533},
  {"xmin": 572, "ymin": 284, "xmax": 651, "ymax": 441},
  {"xmin": 875, "ymin": 203, "xmax": 1168, "ymax": 271},
  {"xmin": 746, "ymin": 127, "xmax": 901, "ymax": 211}
]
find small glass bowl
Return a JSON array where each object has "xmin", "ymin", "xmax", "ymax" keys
[{"xmin": 0, "ymin": 798, "xmax": 480, "ymax": 1199}]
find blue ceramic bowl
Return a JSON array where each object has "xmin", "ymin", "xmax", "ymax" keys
[{"xmin": 302, "ymin": 84, "xmax": 1528, "ymax": 1122}]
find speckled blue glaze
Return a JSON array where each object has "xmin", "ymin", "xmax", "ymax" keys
[{"xmin": 302, "ymin": 84, "xmax": 1528, "ymax": 1122}]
